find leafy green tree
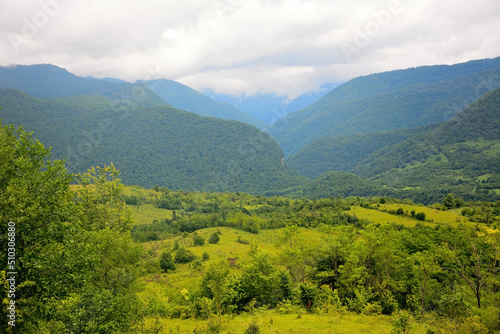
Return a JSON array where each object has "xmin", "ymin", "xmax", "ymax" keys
[
  {"xmin": 439, "ymin": 227, "xmax": 491, "ymax": 308},
  {"xmin": 0, "ymin": 123, "xmax": 142, "ymax": 333},
  {"xmin": 201, "ymin": 261, "xmax": 230, "ymax": 324},
  {"xmin": 443, "ymin": 193, "xmax": 456, "ymax": 209},
  {"xmin": 74, "ymin": 163, "xmax": 133, "ymax": 233},
  {"xmin": 0, "ymin": 123, "xmax": 73, "ymax": 333},
  {"xmin": 175, "ymin": 247, "xmax": 196, "ymax": 264},
  {"xmin": 410, "ymin": 251, "xmax": 441, "ymax": 319},
  {"xmin": 209, "ymin": 232, "xmax": 220, "ymax": 244},
  {"xmin": 415, "ymin": 212, "xmax": 426, "ymax": 221},
  {"xmin": 193, "ymin": 234, "xmax": 205, "ymax": 246},
  {"xmin": 160, "ymin": 251, "xmax": 175, "ymax": 272}
]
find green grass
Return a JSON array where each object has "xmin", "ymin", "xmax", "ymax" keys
[
  {"xmin": 378, "ymin": 203, "xmax": 469, "ymax": 226},
  {"xmin": 140, "ymin": 226, "xmax": 326, "ymax": 292},
  {"xmin": 129, "ymin": 203, "xmax": 173, "ymax": 225},
  {"xmin": 136, "ymin": 310, "xmax": 429, "ymax": 333},
  {"xmin": 346, "ymin": 203, "xmax": 472, "ymax": 227},
  {"xmin": 348, "ymin": 206, "xmax": 433, "ymax": 227}
]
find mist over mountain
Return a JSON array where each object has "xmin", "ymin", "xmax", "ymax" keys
[
  {"xmin": 141, "ymin": 79, "xmax": 267, "ymax": 129},
  {"xmin": 204, "ymin": 83, "xmax": 338, "ymax": 125}
]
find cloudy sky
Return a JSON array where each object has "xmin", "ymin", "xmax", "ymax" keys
[{"xmin": 1, "ymin": 0, "xmax": 499, "ymax": 98}]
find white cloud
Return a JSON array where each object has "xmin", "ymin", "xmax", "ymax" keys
[{"xmin": 0, "ymin": 0, "xmax": 499, "ymax": 97}]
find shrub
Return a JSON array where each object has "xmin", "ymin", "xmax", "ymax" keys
[
  {"xmin": 244, "ymin": 320, "xmax": 260, "ymax": 334},
  {"xmin": 193, "ymin": 234, "xmax": 205, "ymax": 246},
  {"xmin": 174, "ymin": 247, "xmax": 196, "ymax": 264},
  {"xmin": 202, "ymin": 252, "xmax": 210, "ymax": 261},
  {"xmin": 415, "ymin": 212, "xmax": 426, "ymax": 221},
  {"xmin": 209, "ymin": 232, "xmax": 220, "ymax": 244}
]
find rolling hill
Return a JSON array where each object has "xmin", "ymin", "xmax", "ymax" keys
[
  {"xmin": 0, "ymin": 88, "xmax": 307, "ymax": 193},
  {"xmin": 272, "ymin": 57, "xmax": 500, "ymax": 156}
]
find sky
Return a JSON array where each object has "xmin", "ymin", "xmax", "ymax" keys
[{"xmin": 1, "ymin": 0, "xmax": 500, "ymax": 99}]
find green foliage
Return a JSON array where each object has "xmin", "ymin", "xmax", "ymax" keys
[
  {"xmin": 160, "ymin": 251, "xmax": 175, "ymax": 272},
  {"xmin": 174, "ymin": 247, "xmax": 196, "ymax": 264},
  {"xmin": 273, "ymin": 58, "xmax": 500, "ymax": 156},
  {"xmin": 391, "ymin": 311, "xmax": 412, "ymax": 334},
  {"xmin": 209, "ymin": 232, "xmax": 220, "ymax": 244},
  {"xmin": 244, "ymin": 320, "xmax": 261, "ymax": 334},
  {"xmin": 0, "ymin": 123, "xmax": 142, "ymax": 333},
  {"xmin": 415, "ymin": 212, "xmax": 426, "ymax": 221},
  {"xmin": 0, "ymin": 88, "xmax": 307, "ymax": 195},
  {"xmin": 193, "ymin": 233, "xmax": 206, "ymax": 246}
]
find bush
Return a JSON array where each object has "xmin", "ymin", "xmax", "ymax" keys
[
  {"xmin": 209, "ymin": 232, "xmax": 220, "ymax": 244},
  {"xmin": 193, "ymin": 234, "xmax": 205, "ymax": 246},
  {"xmin": 415, "ymin": 212, "xmax": 426, "ymax": 221},
  {"xmin": 174, "ymin": 247, "xmax": 196, "ymax": 264},
  {"xmin": 244, "ymin": 320, "xmax": 260, "ymax": 334},
  {"xmin": 237, "ymin": 236, "xmax": 250, "ymax": 244},
  {"xmin": 202, "ymin": 252, "xmax": 210, "ymax": 261}
]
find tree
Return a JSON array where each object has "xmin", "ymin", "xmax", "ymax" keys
[
  {"xmin": 201, "ymin": 261, "xmax": 230, "ymax": 324},
  {"xmin": 193, "ymin": 234, "xmax": 205, "ymax": 246},
  {"xmin": 175, "ymin": 247, "xmax": 196, "ymax": 264},
  {"xmin": 443, "ymin": 193, "xmax": 456, "ymax": 209},
  {"xmin": 209, "ymin": 232, "xmax": 220, "ymax": 244},
  {"xmin": 160, "ymin": 251, "xmax": 175, "ymax": 272},
  {"xmin": 440, "ymin": 227, "xmax": 491, "ymax": 308},
  {"xmin": 415, "ymin": 212, "xmax": 426, "ymax": 221},
  {"xmin": 0, "ymin": 123, "xmax": 142, "ymax": 333},
  {"xmin": 411, "ymin": 251, "xmax": 441, "ymax": 319}
]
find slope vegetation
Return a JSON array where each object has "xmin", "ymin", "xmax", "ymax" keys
[
  {"xmin": 272, "ymin": 57, "xmax": 500, "ymax": 156},
  {"xmin": 0, "ymin": 88, "xmax": 307, "ymax": 193},
  {"xmin": 143, "ymin": 79, "xmax": 267, "ymax": 129},
  {"xmin": 0, "ymin": 64, "xmax": 167, "ymax": 106}
]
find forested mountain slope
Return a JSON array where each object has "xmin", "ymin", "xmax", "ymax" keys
[
  {"xmin": 272, "ymin": 57, "xmax": 500, "ymax": 156},
  {"xmin": 142, "ymin": 79, "xmax": 267, "ymax": 129},
  {"xmin": 0, "ymin": 88, "xmax": 307, "ymax": 193},
  {"xmin": 291, "ymin": 86, "xmax": 500, "ymax": 203},
  {"xmin": 0, "ymin": 64, "xmax": 167, "ymax": 107},
  {"xmin": 287, "ymin": 124, "xmax": 439, "ymax": 179}
]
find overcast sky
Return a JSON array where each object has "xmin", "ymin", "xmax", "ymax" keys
[{"xmin": 1, "ymin": 0, "xmax": 499, "ymax": 98}]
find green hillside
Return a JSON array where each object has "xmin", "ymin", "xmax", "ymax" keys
[
  {"xmin": 272, "ymin": 57, "xmax": 500, "ymax": 156},
  {"xmin": 0, "ymin": 88, "xmax": 307, "ymax": 194},
  {"xmin": 287, "ymin": 124, "xmax": 439, "ymax": 179},
  {"xmin": 143, "ymin": 79, "xmax": 267, "ymax": 129},
  {"xmin": 0, "ymin": 64, "xmax": 167, "ymax": 107}
]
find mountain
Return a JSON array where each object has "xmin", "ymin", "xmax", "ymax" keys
[
  {"xmin": 0, "ymin": 88, "xmax": 307, "ymax": 193},
  {"xmin": 288, "ymin": 86, "xmax": 500, "ymax": 204},
  {"xmin": 272, "ymin": 57, "xmax": 500, "ymax": 157},
  {"xmin": 141, "ymin": 79, "xmax": 267, "ymax": 129},
  {"xmin": 285, "ymin": 83, "xmax": 339, "ymax": 113},
  {"xmin": 287, "ymin": 123, "xmax": 440, "ymax": 179},
  {"xmin": 0, "ymin": 64, "xmax": 167, "ymax": 106},
  {"xmin": 205, "ymin": 84, "xmax": 338, "ymax": 125}
]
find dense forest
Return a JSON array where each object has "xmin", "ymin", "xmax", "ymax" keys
[
  {"xmin": 1, "ymin": 123, "xmax": 500, "ymax": 333},
  {"xmin": 0, "ymin": 89, "xmax": 307, "ymax": 193},
  {"xmin": 272, "ymin": 57, "xmax": 500, "ymax": 156},
  {"xmin": 280, "ymin": 86, "xmax": 500, "ymax": 204}
]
